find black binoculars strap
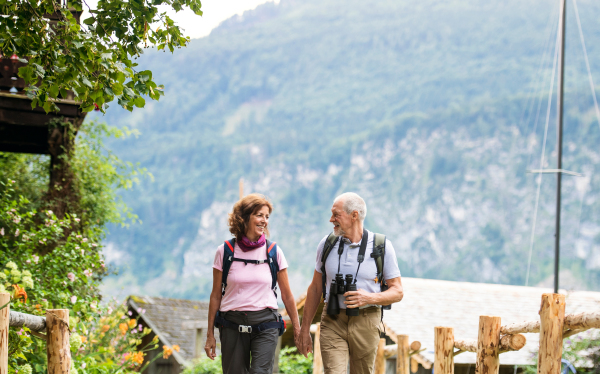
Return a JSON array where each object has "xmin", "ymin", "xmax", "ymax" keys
[{"xmin": 353, "ymin": 228, "xmax": 369, "ymax": 283}]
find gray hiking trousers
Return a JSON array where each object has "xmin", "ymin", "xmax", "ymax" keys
[{"xmin": 219, "ymin": 309, "xmax": 280, "ymax": 374}]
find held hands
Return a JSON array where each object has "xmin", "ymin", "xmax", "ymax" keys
[
  {"xmin": 204, "ymin": 335, "xmax": 217, "ymax": 360},
  {"xmin": 298, "ymin": 330, "xmax": 313, "ymax": 358},
  {"xmin": 343, "ymin": 288, "xmax": 372, "ymax": 308}
]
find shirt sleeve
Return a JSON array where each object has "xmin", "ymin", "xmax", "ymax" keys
[
  {"xmin": 314, "ymin": 236, "xmax": 328, "ymax": 273},
  {"xmin": 382, "ymin": 239, "xmax": 401, "ymax": 280},
  {"xmin": 277, "ymin": 246, "xmax": 288, "ymax": 271},
  {"xmin": 212, "ymin": 244, "xmax": 225, "ymax": 271}
]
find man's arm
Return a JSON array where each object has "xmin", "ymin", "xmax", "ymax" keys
[
  {"xmin": 299, "ymin": 270, "xmax": 323, "ymax": 357},
  {"xmin": 343, "ymin": 276, "xmax": 403, "ymax": 308}
]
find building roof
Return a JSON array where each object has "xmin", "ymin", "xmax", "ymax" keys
[
  {"xmin": 127, "ymin": 295, "xmax": 211, "ymax": 366},
  {"xmin": 384, "ymin": 278, "xmax": 600, "ymax": 366}
]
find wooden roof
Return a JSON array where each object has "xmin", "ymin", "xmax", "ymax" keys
[{"xmin": 127, "ymin": 295, "xmax": 214, "ymax": 366}]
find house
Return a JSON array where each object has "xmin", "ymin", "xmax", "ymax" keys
[
  {"xmin": 127, "ymin": 296, "xmax": 217, "ymax": 374},
  {"xmin": 283, "ymin": 277, "xmax": 600, "ymax": 374}
]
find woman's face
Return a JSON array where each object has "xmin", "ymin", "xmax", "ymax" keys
[{"xmin": 245, "ymin": 205, "xmax": 270, "ymax": 241}]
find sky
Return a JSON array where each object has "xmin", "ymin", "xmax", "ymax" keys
[{"xmin": 82, "ymin": 0, "xmax": 276, "ymax": 39}]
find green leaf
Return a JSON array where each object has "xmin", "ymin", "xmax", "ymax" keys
[
  {"xmin": 83, "ymin": 17, "xmax": 95, "ymax": 25},
  {"xmin": 133, "ymin": 96, "xmax": 145, "ymax": 108}
]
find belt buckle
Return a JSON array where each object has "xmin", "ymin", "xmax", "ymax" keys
[{"xmin": 239, "ymin": 325, "xmax": 252, "ymax": 333}]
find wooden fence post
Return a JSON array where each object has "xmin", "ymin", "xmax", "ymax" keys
[
  {"xmin": 434, "ymin": 327, "xmax": 454, "ymax": 374},
  {"xmin": 313, "ymin": 323, "xmax": 323, "ymax": 374},
  {"xmin": 476, "ymin": 316, "xmax": 501, "ymax": 374},
  {"xmin": 47, "ymin": 309, "xmax": 70, "ymax": 374},
  {"xmin": 0, "ymin": 293, "xmax": 9, "ymax": 374},
  {"xmin": 397, "ymin": 335, "xmax": 410, "ymax": 374},
  {"xmin": 374, "ymin": 338, "xmax": 386, "ymax": 374},
  {"xmin": 538, "ymin": 293, "xmax": 566, "ymax": 374}
]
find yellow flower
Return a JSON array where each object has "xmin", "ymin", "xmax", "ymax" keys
[
  {"xmin": 80, "ymin": 336, "xmax": 87, "ymax": 344},
  {"xmin": 162, "ymin": 345, "xmax": 173, "ymax": 359},
  {"xmin": 132, "ymin": 352, "xmax": 144, "ymax": 365},
  {"xmin": 101, "ymin": 325, "xmax": 110, "ymax": 333},
  {"xmin": 119, "ymin": 323, "xmax": 128, "ymax": 335},
  {"xmin": 127, "ymin": 319, "xmax": 136, "ymax": 329}
]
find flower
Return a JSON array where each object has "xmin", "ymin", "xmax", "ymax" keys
[
  {"xmin": 131, "ymin": 352, "xmax": 144, "ymax": 365},
  {"xmin": 14, "ymin": 229, "xmax": 19, "ymax": 237},
  {"xmin": 119, "ymin": 323, "xmax": 128, "ymax": 335},
  {"xmin": 18, "ymin": 364, "xmax": 32, "ymax": 374},
  {"xmin": 74, "ymin": 218, "xmax": 80, "ymax": 222},
  {"xmin": 107, "ymin": 306, "xmax": 113, "ymax": 314},
  {"xmin": 22, "ymin": 270, "xmax": 31, "ymax": 277},
  {"xmin": 6, "ymin": 261, "xmax": 17, "ymax": 270},
  {"xmin": 162, "ymin": 345, "xmax": 173, "ymax": 359},
  {"xmin": 80, "ymin": 336, "xmax": 87, "ymax": 344},
  {"xmin": 81, "ymin": 363, "xmax": 86, "ymax": 369},
  {"xmin": 0, "ymin": 228, "xmax": 3, "ymax": 236},
  {"xmin": 172, "ymin": 344, "xmax": 180, "ymax": 352},
  {"xmin": 67, "ymin": 273, "xmax": 76, "ymax": 282},
  {"xmin": 25, "ymin": 260, "xmax": 31, "ymax": 264},
  {"xmin": 32, "ymin": 255, "xmax": 39, "ymax": 264},
  {"xmin": 127, "ymin": 319, "xmax": 137, "ymax": 328},
  {"xmin": 92, "ymin": 243, "xmax": 98, "ymax": 247},
  {"xmin": 70, "ymin": 333, "xmax": 83, "ymax": 350},
  {"xmin": 82, "ymin": 238, "xmax": 88, "ymax": 242},
  {"xmin": 12, "ymin": 284, "xmax": 27, "ymax": 303},
  {"xmin": 128, "ymin": 311, "xmax": 132, "ymax": 316},
  {"xmin": 21, "ymin": 276, "xmax": 34, "ymax": 289},
  {"xmin": 101, "ymin": 324, "xmax": 110, "ymax": 333},
  {"xmin": 0, "ymin": 273, "xmax": 6, "ymax": 280},
  {"xmin": 70, "ymin": 295, "xmax": 77, "ymax": 304},
  {"xmin": 83, "ymin": 269, "xmax": 92, "ymax": 277}
]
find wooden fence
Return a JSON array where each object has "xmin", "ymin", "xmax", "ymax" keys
[{"xmin": 1, "ymin": 292, "xmax": 71, "ymax": 374}]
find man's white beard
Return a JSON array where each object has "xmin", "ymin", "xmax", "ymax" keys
[{"xmin": 333, "ymin": 226, "xmax": 345, "ymax": 236}]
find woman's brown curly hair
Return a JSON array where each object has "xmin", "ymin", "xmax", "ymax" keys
[{"xmin": 228, "ymin": 193, "xmax": 273, "ymax": 240}]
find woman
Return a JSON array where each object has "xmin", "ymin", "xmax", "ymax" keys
[{"xmin": 204, "ymin": 193, "xmax": 301, "ymax": 374}]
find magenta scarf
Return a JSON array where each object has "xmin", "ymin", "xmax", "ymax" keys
[{"xmin": 238, "ymin": 234, "xmax": 266, "ymax": 252}]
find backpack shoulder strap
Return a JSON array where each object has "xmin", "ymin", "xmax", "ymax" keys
[
  {"xmin": 266, "ymin": 240, "xmax": 279, "ymax": 297},
  {"xmin": 221, "ymin": 239, "xmax": 236, "ymax": 295},
  {"xmin": 320, "ymin": 232, "xmax": 339, "ymax": 299}
]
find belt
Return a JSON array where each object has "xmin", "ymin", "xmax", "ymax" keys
[{"xmin": 215, "ymin": 312, "xmax": 286, "ymax": 336}]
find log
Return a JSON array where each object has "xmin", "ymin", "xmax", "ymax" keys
[
  {"xmin": 374, "ymin": 338, "xmax": 386, "ymax": 374},
  {"xmin": 0, "ymin": 293, "xmax": 9, "ymax": 374},
  {"xmin": 411, "ymin": 357, "xmax": 419, "ymax": 373},
  {"xmin": 397, "ymin": 335, "xmax": 410, "ymax": 374},
  {"xmin": 413, "ymin": 353, "xmax": 432, "ymax": 370},
  {"xmin": 455, "ymin": 338, "xmax": 477, "ymax": 352},
  {"xmin": 410, "ymin": 341, "xmax": 421, "ymax": 351},
  {"xmin": 499, "ymin": 334, "xmax": 526, "ymax": 352},
  {"xmin": 47, "ymin": 309, "xmax": 70, "ymax": 374},
  {"xmin": 476, "ymin": 316, "xmax": 501, "ymax": 374},
  {"xmin": 537, "ymin": 294, "xmax": 565, "ymax": 374},
  {"xmin": 9, "ymin": 311, "xmax": 46, "ymax": 332},
  {"xmin": 500, "ymin": 320, "xmax": 540, "ymax": 335},
  {"xmin": 312, "ymin": 323, "xmax": 323, "ymax": 374},
  {"xmin": 564, "ymin": 311, "xmax": 600, "ymax": 331},
  {"xmin": 434, "ymin": 327, "xmax": 454, "ymax": 374},
  {"xmin": 384, "ymin": 344, "xmax": 397, "ymax": 358}
]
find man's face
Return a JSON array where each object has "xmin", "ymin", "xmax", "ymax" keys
[{"xmin": 330, "ymin": 199, "xmax": 354, "ymax": 236}]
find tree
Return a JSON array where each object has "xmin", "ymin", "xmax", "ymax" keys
[{"xmin": 0, "ymin": 0, "xmax": 202, "ymax": 113}]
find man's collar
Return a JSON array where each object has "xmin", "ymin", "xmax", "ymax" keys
[{"xmin": 341, "ymin": 230, "xmax": 371, "ymax": 246}]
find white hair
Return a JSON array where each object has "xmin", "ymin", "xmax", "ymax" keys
[{"xmin": 334, "ymin": 192, "xmax": 367, "ymax": 222}]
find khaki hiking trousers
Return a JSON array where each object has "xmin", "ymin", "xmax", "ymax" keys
[{"xmin": 320, "ymin": 305, "xmax": 382, "ymax": 374}]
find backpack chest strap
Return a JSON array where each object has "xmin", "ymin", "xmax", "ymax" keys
[{"xmin": 232, "ymin": 257, "xmax": 269, "ymax": 265}]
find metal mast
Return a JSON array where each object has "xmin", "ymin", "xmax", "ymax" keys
[{"xmin": 554, "ymin": 0, "xmax": 567, "ymax": 294}]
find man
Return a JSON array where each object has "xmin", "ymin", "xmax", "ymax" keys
[{"xmin": 299, "ymin": 192, "xmax": 403, "ymax": 374}]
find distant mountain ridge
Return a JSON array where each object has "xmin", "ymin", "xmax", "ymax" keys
[{"xmin": 96, "ymin": 0, "xmax": 600, "ymax": 299}]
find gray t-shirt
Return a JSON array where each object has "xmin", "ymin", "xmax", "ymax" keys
[{"xmin": 315, "ymin": 230, "xmax": 401, "ymax": 309}]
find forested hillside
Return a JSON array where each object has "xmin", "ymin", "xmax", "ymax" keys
[{"xmin": 95, "ymin": 0, "xmax": 600, "ymax": 299}]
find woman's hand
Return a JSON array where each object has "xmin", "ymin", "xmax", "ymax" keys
[
  {"xmin": 299, "ymin": 330, "xmax": 313, "ymax": 357},
  {"xmin": 293, "ymin": 327, "xmax": 302, "ymax": 352},
  {"xmin": 204, "ymin": 335, "xmax": 217, "ymax": 360}
]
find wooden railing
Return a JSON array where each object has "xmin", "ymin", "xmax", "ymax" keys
[{"xmin": 1, "ymin": 292, "xmax": 71, "ymax": 374}]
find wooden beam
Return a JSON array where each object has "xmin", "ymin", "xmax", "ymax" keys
[
  {"xmin": 312, "ymin": 323, "xmax": 323, "ymax": 374},
  {"xmin": 9, "ymin": 311, "xmax": 46, "ymax": 332},
  {"xmin": 454, "ymin": 338, "xmax": 477, "ymax": 353},
  {"xmin": 455, "ymin": 334, "xmax": 526, "ymax": 354},
  {"xmin": 0, "ymin": 293, "xmax": 9, "ymax": 374},
  {"xmin": 475, "ymin": 316, "xmax": 501, "ymax": 374},
  {"xmin": 47, "ymin": 309, "xmax": 71, "ymax": 374},
  {"xmin": 397, "ymin": 335, "xmax": 410, "ymax": 374},
  {"xmin": 410, "ymin": 341, "xmax": 421, "ymax": 351},
  {"xmin": 374, "ymin": 338, "xmax": 386, "ymax": 374},
  {"xmin": 434, "ymin": 327, "xmax": 454, "ymax": 374},
  {"xmin": 537, "ymin": 293, "xmax": 565, "ymax": 374},
  {"xmin": 501, "ymin": 310, "xmax": 600, "ymax": 336},
  {"xmin": 411, "ymin": 357, "xmax": 419, "ymax": 373}
]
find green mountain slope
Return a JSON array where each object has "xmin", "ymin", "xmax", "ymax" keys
[{"xmin": 95, "ymin": 0, "xmax": 600, "ymax": 299}]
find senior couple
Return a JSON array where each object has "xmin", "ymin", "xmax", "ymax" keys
[{"xmin": 204, "ymin": 192, "xmax": 404, "ymax": 374}]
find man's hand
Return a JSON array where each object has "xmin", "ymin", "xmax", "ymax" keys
[
  {"xmin": 343, "ymin": 288, "xmax": 373, "ymax": 308},
  {"xmin": 204, "ymin": 335, "xmax": 217, "ymax": 360},
  {"xmin": 299, "ymin": 330, "xmax": 313, "ymax": 357}
]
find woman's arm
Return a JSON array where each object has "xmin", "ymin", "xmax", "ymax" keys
[
  {"xmin": 204, "ymin": 268, "xmax": 223, "ymax": 360},
  {"xmin": 277, "ymin": 269, "xmax": 301, "ymax": 350}
]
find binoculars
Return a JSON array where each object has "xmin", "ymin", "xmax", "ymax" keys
[{"xmin": 326, "ymin": 273, "xmax": 359, "ymax": 316}]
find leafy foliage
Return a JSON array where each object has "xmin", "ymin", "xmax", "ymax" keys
[{"xmin": 0, "ymin": 0, "xmax": 202, "ymax": 113}]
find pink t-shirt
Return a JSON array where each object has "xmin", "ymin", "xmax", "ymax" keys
[{"xmin": 213, "ymin": 241, "xmax": 288, "ymax": 311}]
